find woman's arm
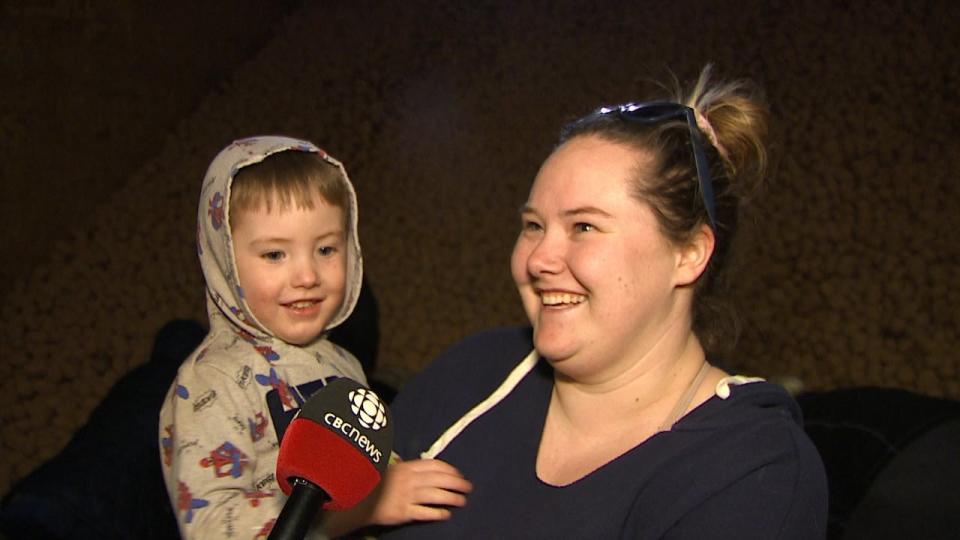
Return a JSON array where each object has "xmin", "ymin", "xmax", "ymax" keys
[{"xmin": 661, "ymin": 430, "xmax": 827, "ymax": 539}]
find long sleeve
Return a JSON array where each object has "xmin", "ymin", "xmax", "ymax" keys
[
  {"xmin": 160, "ymin": 331, "xmax": 367, "ymax": 539},
  {"xmin": 160, "ymin": 356, "xmax": 287, "ymax": 539},
  {"xmin": 659, "ymin": 427, "xmax": 828, "ymax": 539}
]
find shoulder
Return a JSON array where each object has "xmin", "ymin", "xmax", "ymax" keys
[
  {"xmin": 434, "ymin": 325, "xmax": 534, "ymax": 361},
  {"xmin": 398, "ymin": 326, "xmax": 533, "ymax": 406},
  {"xmin": 728, "ymin": 382, "xmax": 827, "ymax": 504},
  {"xmin": 303, "ymin": 337, "xmax": 368, "ymax": 385},
  {"xmin": 667, "ymin": 379, "xmax": 826, "ymax": 494},
  {"xmin": 164, "ymin": 334, "xmax": 262, "ymax": 405},
  {"xmin": 636, "ymin": 381, "xmax": 827, "ymax": 537},
  {"xmin": 390, "ymin": 326, "xmax": 534, "ymax": 457},
  {"xmin": 182, "ymin": 336, "xmax": 251, "ymax": 378},
  {"xmin": 679, "ymin": 380, "xmax": 826, "ymax": 506},
  {"xmin": 684, "ymin": 379, "xmax": 805, "ymax": 430},
  {"xmin": 689, "ymin": 381, "xmax": 818, "ymax": 462}
]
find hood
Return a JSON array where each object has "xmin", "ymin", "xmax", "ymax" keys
[{"xmin": 197, "ymin": 135, "xmax": 363, "ymax": 341}]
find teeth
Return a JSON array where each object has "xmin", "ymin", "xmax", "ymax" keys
[
  {"xmin": 288, "ymin": 301, "xmax": 316, "ymax": 309},
  {"xmin": 541, "ymin": 292, "xmax": 586, "ymax": 306}
]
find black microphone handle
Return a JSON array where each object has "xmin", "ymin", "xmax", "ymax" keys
[{"xmin": 268, "ymin": 477, "xmax": 331, "ymax": 540}]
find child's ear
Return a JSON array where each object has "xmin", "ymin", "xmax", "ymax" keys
[{"xmin": 675, "ymin": 224, "xmax": 715, "ymax": 287}]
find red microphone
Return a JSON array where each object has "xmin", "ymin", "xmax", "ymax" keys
[{"xmin": 269, "ymin": 377, "xmax": 393, "ymax": 540}]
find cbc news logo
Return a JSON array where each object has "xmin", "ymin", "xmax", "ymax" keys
[{"xmin": 348, "ymin": 388, "xmax": 387, "ymax": 430}]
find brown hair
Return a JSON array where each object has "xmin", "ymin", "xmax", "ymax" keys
[
  {"xmin": 229, "ymin": 150, "xmax": 350, "ymax": 227},
  {"xmin": 558, "ymin": 65, "xmax": 769, "ymax": 355}
]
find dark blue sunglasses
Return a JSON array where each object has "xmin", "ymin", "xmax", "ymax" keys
[{"xmin": 598, "ymin": 102, "xmax": 718, "ymax": 229}]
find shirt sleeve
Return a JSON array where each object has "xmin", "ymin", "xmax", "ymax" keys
[
  {"xmin": 160, "ymin": 358, "xmax": 297, "ymax": 539},
  {"xmin": 660, "ymin": 429, "xmax": 828, "ymax": 540}
]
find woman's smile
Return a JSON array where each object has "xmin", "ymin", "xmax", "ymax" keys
[{"xmin": 540, "ymin": 291, "xmax": 587, "ymax": 307}]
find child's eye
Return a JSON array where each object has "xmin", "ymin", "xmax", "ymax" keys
[
  {"xmin": 574, "ymin": 222, "xmax": 595, "ymax": 233},
  {"xmin": 318, "ymin": 246, "xmax": 337, "ymax": 256},
  {"xmin": 261, "ymin": 251, "xmax": 284, "ymax": 261}
]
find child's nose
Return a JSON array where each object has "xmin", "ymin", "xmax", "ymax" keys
[{"xmin": 292, "ymin": 261, "xmax": 319, "ymax": 288}]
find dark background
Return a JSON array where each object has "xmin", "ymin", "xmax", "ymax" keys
[{"xmin": 1, "ymin": 0, "xmax": 958, "ymax": 498}]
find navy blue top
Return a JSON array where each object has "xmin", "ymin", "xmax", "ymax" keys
[{"xmin": 382, "ymin": 327, "xmax": 827, "ymax": 539}]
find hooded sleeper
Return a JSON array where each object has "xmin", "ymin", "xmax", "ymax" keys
[{"xmin": 159, "ymin": 136, "xmax": 366, "ymax": 539}]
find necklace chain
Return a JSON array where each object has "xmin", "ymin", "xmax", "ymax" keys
[{"xmin": 658, "ymin": 362, "xmax": 710, "ymax": 432}]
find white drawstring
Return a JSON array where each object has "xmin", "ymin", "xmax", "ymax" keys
[{"xmin": 421, "ymin": 349, "xmax": 540, "ymax": 459}]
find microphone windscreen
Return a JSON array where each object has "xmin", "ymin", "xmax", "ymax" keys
[{"xmin": 275, "ymin": 377, "xmax": 393, "ymax": 511}]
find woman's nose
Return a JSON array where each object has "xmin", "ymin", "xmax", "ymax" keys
[{"xmin": 526, "ymin": 234, "xmax": 564, "ymax": 276}]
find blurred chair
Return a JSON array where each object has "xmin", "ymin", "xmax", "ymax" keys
[
  {"xmin": 0, "ymin": 278, "xmax": 384, "ymax": 540},
  {"xmin": 798, "ymin": 387, "xmax": 960, "ymax": 540}
]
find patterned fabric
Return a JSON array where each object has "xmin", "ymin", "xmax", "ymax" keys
[
  {"xmin": 197, "ymin": 135, "xmax": 363, "ymax": 336},
  {"xmin": 159, "ymin": 136, "xmax": 367, "ymax": 539}
]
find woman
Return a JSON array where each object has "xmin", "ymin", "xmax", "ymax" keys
[{"xmin": 375, "ymin": 66, "xmax": 827, "ymax": 538}]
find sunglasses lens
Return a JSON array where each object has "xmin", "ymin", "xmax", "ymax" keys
[{"xmin": 617, "ymin": 102, "xmax": 682, "ymax": 122}]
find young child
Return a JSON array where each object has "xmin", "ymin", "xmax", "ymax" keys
[{"xmin": 159, "ymin": 136, "xmax": 369, "ymax": 538}]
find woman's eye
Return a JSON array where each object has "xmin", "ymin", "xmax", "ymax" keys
[
  {"xmin": 522, "ymin": 220, "xmax": 542, "ymax": 232},
  {"xmin": 262, "ymin": 251, "xmax": 284, "ymax": 261},
  {"xmin": 574, "ymin": 222, "xmax": 595, "ymax": 233}
]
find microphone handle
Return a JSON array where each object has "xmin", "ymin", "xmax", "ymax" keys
[{"xmin": 268, "ymin": 477, "xmax": 331, "ymax": 540}]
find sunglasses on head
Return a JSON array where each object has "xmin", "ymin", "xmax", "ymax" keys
[{"xmin": 597, "ymin": 102, "xmax": 717, "ymax": 229}]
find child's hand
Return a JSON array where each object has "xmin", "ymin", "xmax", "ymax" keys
[{"xmin": 370, "ymin": 458, "xmax": 473, "ymax": 525}]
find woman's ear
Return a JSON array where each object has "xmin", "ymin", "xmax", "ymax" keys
[{"xmin": 675, "ymin": 224, "xmax": 715, "ymax": 287}]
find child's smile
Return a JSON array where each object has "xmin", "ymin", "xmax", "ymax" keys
[{"xmin": 231, "ymin": 195, "xmax": 347, "ymax": 345}]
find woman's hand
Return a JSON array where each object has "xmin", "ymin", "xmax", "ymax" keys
[
  {"xmin": 370, "ymin": 457, "xmax": 473, "ymax": 525},
  {"xmin": 323, "ymin": 457, "xmax": 472, "ymax": 537}
]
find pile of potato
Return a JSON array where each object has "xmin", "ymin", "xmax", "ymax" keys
[{"xmin": 2, "ymin": 0, "xmax": 957, "ymax": 496}]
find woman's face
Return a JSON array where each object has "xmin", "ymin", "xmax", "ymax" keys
[{"xmin": 511, "ymin": 135, "xmax": 690, "ymax": 382}]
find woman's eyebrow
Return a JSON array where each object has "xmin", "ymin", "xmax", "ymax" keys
[
  {"xmin": 563, "ymin": 206, "xmax": 612, "ymax": 218},
  {"xmin": 518, "ymin": 205, "xmax": 612, "ymax": 218}
]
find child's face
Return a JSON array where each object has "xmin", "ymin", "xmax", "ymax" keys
[{"xmin": 231, "ymin": 195, "xmax": 347, "ymax": 345}]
